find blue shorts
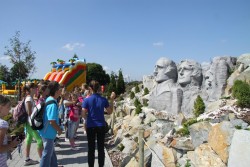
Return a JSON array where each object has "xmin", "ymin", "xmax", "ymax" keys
[{"xmin": 67, "ymin": 120, "xmax": 77, "ymax": 139}]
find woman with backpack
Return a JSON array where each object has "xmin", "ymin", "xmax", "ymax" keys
[{"xmin": 23, "ymin": 83, "xmax": 43, "ymax": 166}]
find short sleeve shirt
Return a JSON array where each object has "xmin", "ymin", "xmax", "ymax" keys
[
  {"xmin": 0, "ymin": 118, "xmax": 9, "ymax": 167},
  {"xmin": 39, "ymin": 96, "xmax": 58, "ymax": 139},
  {"xmin": 82, "ymin": 93, "xmax": 109, "ymax": 128}
]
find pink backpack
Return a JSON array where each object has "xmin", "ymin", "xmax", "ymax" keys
[{"xmin": 13, "ymin": 99, "xmax": 28, "ymax": 124}]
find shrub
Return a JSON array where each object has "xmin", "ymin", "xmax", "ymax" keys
[
  {"xmin": 193, "ymin": 95, "xmax": 205, "ymax": 117},
  {"xmin": 185, "ymin": 160, "xmax": 191, "ymax": 167},
  {"xmin": 183, "ymin": 118, "xmax": 198, "ymax": 128},
  {"xmin": 235, "ymin": 125, "xmax": 242, "ymax": 129},
  {"xmin": 176, "ymin": 127, "xmax": 190, "ymax": 136},
  {"xmin": 135, "ymin": 85, "xmax": 140, "ymax": 93},
  {"xmin": 134, "ymin": 98, "xmax": 141, "ymax": 107},
  {"xmin": 130, "ymin": 91, "xmax": 135, "ymax": 99},
  {"xmin": 176, "ymin": 118, "xmax": 198, "ymax": 136},
  {"xmin": 232, "ymin": 80, "xmax": 250, "ymax": 108},
  {"xmin": 135, "ymin": 105, "xmax": 142, "ymax": 115},
  {"xmin": 117, "ymin": 143, "xmax": 125, "ymax": 151},
  {"xmin": 143, "ymin": 87, "xmax": 149, "ymax": 95},
  {"xmin": 143, "ymin": 99, "xmax": 148, "ymax": 106}
]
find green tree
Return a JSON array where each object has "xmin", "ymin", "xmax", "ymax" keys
[
  {"xmin": 193, "ymin": 95, "xmax": 205, "ymax": 117},
  {"xmin": 0, "ymin": 64, "xmax": 11, "ymax": 84},
  {"xmin": 232, "ymin": 80, "xmax": 250, "ymax": 108},
  {"xmin": 4, "ymin": 31, "xmax": 36, "ymax": 100},
  {"xmin": 134, "ymin": 98, "xmax": 141, "ymax": 107},
  {"xmin": 4, "ymin": 31, "xmax": 36, "ymax": 78},
  {"xmin": 86, "ymin": 63, "xmax": 110, "ymax": 85},
  {"xmin": 10, "ymin": 62, "xmax": 28, "ymax": 82},
  {"xmin": 135, "ymin": 84, "xmax": 140, "ymax": 93},
  {"xmin": 134, "ymin": 98, "xmax": 142, "ymax": 115},
  {"xmin": 130, "ymin": 91, "xmax": 135, "ymax": 99},
  {"xmin": 107, "ymin": 72, "xmax": 117, "ymax": 94},
  {"xmin": 116, "ymin": 69, "xmax": 125, "ymax": 95},
  {"xmin": 143, "ymin": 87, "xmax": 149, "ymax": 95}
]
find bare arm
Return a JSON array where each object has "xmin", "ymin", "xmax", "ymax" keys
[
  {"xmin": 82, "ymin": 108, "xmax": 87, "ymax": 120},
  {"xmin": 64, "ymin": 100, "xmax": 74, "ymax": 107},
  {"xmin": 26, "ymin": 101, "xmax": 33, "ymax": 116},
  {"xmin": 49, "ymin": 120, "xmax": 62, "ymax": 136},
  {"xmin": 105, "ymin": 92, "xmax": 116, "ymax": 115},
  {"xmin": 0, "ymin": 128, "xmax": 19, "ymax": 153}
]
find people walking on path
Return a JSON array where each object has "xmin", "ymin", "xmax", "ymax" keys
[
  {"xmin": 67, "ymin": 93, "xmax": 81, "ymax": 150},
  {"xmin": 39, "ymin": 81, "xmax": 63, "ymax": 167},
  {"xmin": 23, "ymin": 83, "xmax": 43, "ymax": 166},
  {"xmin": 82, "ymin": 80, "xmax": 116, "ymax": 167}
]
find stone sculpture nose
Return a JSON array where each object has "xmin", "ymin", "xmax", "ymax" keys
[{"xmin": 179, "ymin": 68, "xmax": 184, "ymax": 75}]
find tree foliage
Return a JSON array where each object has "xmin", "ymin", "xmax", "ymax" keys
[
  {"xmin": 0, "ymin": 65, "xmax": 11, "ymax": 83},
  {"xmin": 86, "ymin": 63, "xmax": 110, "ymax": 85},
  {"xmin": 135, "ymin": 84, "xmax": 140, "ymax": 93},
  {"xmin": 130, "ymin": 91, "xmax": 135, "ymax": 99},
  {"xmin": 193, "ymin": 95, "xmax": 205, "ymax": 117},
  {"xmin": 143, "ymin": 87, "xmax": 149, "ymax": 95},
  {"xmin": 232, "ymin": 80, "xmax": 250, "ymax": 108},
  {"xmin": 107, "ymin": 72, "xmax": 117, "ymax": 94},
  {"xmin": 134, "ymin": 98, "xmax": 142, "ymax": 115},
  {"xmin": 4, "ymin": 31, "xmax": 36, "ymax": 79},
  {"xmin": 116, "ymin": 69, "xmax": 125, "ymax": 95},
  {"xmin": 10, "ymin": 62, "xmax": 28, "ymax": 81}
]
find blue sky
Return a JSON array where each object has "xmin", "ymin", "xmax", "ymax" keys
[{"xmin": 0, "ymin": 0, "xmax": 249, "ymax": 81}]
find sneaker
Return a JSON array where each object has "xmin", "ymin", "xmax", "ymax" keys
[
  {"xmin": 24, "ymin": 159, "xmax": 39, "ymax": 166},
  {"xmin": 65, "ymin": 138, "xmax": 69, "ymax": 142},
  {"xmin": 71, "ymin": 147, "xmax": 79, "ymax": 151}
]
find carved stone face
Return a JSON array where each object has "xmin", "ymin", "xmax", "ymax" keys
[
  {"xmin": 178, "ymin": 61, "xmax": 193, "ymax": 86},
  {"xmin": 178, "ymin": 60, "xmax": 202, "ymax": 87},
  {"xmin": 204, "ymin": 70, "xmax": 214, "ymax": 90},
  {"xmin": 153, "ymin": 58, "xmax": 177, "ymax": 83}
]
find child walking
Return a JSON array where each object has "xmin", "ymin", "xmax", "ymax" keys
[
  {"xmin": 0, "ymin": 95, "xmax": 19, "ymax": 167},
  {"xmin": 68, "ymin": 93, "xmax": 81, "ymax": 150}
]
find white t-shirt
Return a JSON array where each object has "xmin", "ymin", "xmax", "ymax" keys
[
  {"xmin": 25, "ymin": 96, "xmax": 35, "ymax": 113},
  {"xmin": 25, "ymin": 96, "xmax": 35, "ymax": 125},
  {"xmin": 0, "ymin": 118, "xmax": 9, "ymax": 167}
]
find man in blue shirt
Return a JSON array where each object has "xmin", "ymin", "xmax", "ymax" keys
[{"xmin": 39, "ymin": 81, "xmax": 63, "ymax": 167}]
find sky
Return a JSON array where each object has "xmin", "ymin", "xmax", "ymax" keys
[{"xmin": 0, "ymin": 0, "xmax": 250, "ymax": 81}]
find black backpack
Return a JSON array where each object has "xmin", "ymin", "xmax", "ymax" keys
[{"xmin": 30, "ymin": 100, "xmax": 57, "ymax": 130}]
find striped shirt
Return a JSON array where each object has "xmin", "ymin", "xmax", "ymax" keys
[{"xmin": 0, "ymin": 118, "xmax": 9, "ymax": 167}]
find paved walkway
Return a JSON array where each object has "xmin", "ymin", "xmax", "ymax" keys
[{"xmin": 7, "ymin": 124, "xmax": 113, "ymax": 167}]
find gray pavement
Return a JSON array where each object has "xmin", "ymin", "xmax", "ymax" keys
[{"xmin": 7, "ymin": 124, "xmax": 113, "ymax": 167}]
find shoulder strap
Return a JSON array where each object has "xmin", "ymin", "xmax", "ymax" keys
[{"xmin": 45, "ymin": 100, "xmax": 57, "ymax": 106}]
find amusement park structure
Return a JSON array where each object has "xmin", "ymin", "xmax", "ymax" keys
[{"xmin": 44, "ymin": 57, "xmax": 87, "ymax": 91}]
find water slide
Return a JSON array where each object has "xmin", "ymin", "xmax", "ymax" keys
[{"xmin": 43, "ymin": 60, "xmax": 86, "ymax": 91}]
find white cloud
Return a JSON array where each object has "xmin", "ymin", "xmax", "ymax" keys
[
  {"xmin": 153, "ymin": 42, "xmax": 164, "ymax": 47},
  {"xmin": 103, "ymin": 66, "xmax": 111, "ymax": 74},
  {"xmin": 62, "ymin": 42, "xmax": 85, "ymax": 51},
  {"xmin": 0, "ymin": 56, "xmax": 10, "ymax": 60}
]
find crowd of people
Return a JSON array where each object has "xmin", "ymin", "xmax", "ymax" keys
[{"xmin": 0, "ymin": 80, "xmax": 116, "ymax": 167}]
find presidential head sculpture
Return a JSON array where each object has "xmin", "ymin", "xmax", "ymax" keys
[
  {"xmin": 154, "ymin": 57, "xmax": 178, "ymax": 83},
  {"xmin": 178, "ymin": 60, "xmax": 202, "ymax": 87}
]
